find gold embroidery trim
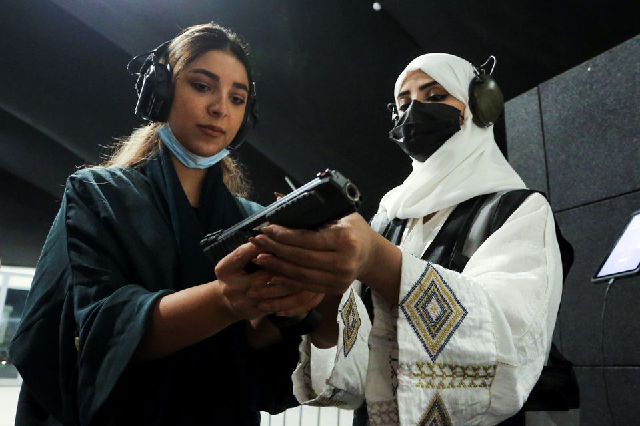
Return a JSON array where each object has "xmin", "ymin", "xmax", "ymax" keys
[{"xmin": 399, "ymin": 361, "xmax": 496, "ymax": 389}]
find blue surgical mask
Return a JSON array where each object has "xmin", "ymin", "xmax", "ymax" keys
[{"xmin": 158, "ymin": 124, "xmax": 229, "ymax": 169}]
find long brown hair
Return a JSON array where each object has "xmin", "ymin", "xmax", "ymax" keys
[{"xmin": 101, "ymin": 23, "xmax": 252, "ymax": 197}]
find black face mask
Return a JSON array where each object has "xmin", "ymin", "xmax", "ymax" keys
[{"xmin": 389, "ymin": 100, "xmax": 462, "ymax": 162}]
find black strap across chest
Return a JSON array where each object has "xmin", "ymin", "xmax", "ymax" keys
[
  {"xmin": 361, "ymin": 189, "xmax": 543, "ymax": 319},
  {"xmin": 378, "ymin": 189, "xmax": 538, "ymax": 271}
]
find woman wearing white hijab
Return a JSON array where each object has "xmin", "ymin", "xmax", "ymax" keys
[{"xmin": 249, "ymin": 53, "xmax": 564, "ymax": 425}]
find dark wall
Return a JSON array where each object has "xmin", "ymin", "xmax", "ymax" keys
[{"xmin": 505, "ymin": 35, "xmax": 640, "ymax": 425}]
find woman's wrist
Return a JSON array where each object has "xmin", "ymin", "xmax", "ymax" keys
[
  {"xmin": 358, "ymin": 232, "xmax": 402, "ymax": 305},
  {"xmin": 133, "ymin": 280, "xmax": 241, "ymax": 362},
  {"xmin": 309, "ymin": 294, "xmax": 341, "ymax": 348},
  {"xmin": 210, "ymin": 279, "xmax": 244, "ymax": 325}
]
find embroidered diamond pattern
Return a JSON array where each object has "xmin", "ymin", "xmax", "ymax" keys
[
  {"xmin": 401, "ymin": 265, "xmax": 467, "ymax": 361},
  {"xmin": 419, "ymin": 393, "xmax": 452, "ymax": 426},
  {"xmin": 341, "ymin": 289, "xmax": 361, "ymax": 357},
  {"xmin": 427, "ymin": 298, "xmax": 443, "ymax": 320}
]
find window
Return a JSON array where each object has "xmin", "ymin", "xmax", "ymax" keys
[{"xmin": 0, "ymin": 266, "xmax": 34, "ymax": 386}]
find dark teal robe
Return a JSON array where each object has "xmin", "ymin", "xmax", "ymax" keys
[{"xmin": 10, "ymin": 147, "xmax": 300, "ymax": 425}]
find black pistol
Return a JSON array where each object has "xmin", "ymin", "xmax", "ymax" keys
[{"xmin": 200, "ymin": 169, "xmax": 362, "ymax": 338}]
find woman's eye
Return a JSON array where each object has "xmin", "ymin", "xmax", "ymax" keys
[
  {"xmin": 192, "ymin": 82, "xmax": 209, "ymax": 92},
  {"xmin": 231, "ymin": 95, "xmax": 246, "ymax": 106},
  {"xmin": 399, "ymin": 103, "xmax": 410, "ymax": 112},
  {"xmin": 427, "ymin": 93, "xmax": 447, "ymax": 102}
]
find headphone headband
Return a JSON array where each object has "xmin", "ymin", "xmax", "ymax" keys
[
  {"xmin": 475, "ymin": 55, "xmax": 497, "ymax": 78},
  {"xmin": 126, "ymin": 41, "xmax": 169, "ymax": 76}
]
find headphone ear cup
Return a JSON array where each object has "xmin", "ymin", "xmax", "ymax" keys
[
  {"xmin": 150, "ymin": 63, "xmax": 173, "ymax": 121},
  {"xmin": 134, "ymin": 50, "xmax": 173, "ymax": 122},
  {"xmin": 469, "ymin": 74, "xmax": 504, "ymax": 127},
  {"xmin": 227, "ymin": 97, "xmax": 259, "ymax": 150},
  {"xmin": 135, "ymin": 68, "xmax": 153, "ymax": 120}
]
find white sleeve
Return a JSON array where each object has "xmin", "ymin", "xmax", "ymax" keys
[
  {"xmin": 291, "ymin": 286, "xmax": 372, "ymax": 409},
  {"xmin": 391, "ymin": 194, "xmax": 562, "ymax": 425}
]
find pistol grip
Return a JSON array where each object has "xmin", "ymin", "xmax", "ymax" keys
[
  {"xmin": 244, "ymin": 261, "xmax": 262, "ymax": 274},
  {"xmin": 268, "ymin": 310, "xmax": 321, "ymax": 339}
]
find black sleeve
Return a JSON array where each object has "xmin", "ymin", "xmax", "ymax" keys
[
  {"xmin": 11, "ymin": 193, "xmax": 75, "ymax": 425},
  {"xmin": 63, "ymin": 174, "xmax": 172, "ymax": 425}
]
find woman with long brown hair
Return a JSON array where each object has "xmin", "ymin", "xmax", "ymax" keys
[{"xmin": 11, "ymin": 23, "xmax": 320, "ymax": 425}]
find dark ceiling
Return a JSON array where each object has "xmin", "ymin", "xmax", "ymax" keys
[{"xmin": 1, "ymin": 0, "xmax": 639, "ymax": 267}]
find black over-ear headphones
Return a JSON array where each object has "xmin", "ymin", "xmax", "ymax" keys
[
  {"xmin": 128, "ymin": 41, "xmax": 173, "ymax": 123},
  {"xmin": 387, "ymin": 55, "xmax": 504, "ymax": 128},
  {"xmin": 468, "ymin": 55, "xmax": 504, "ymax": 128},
  {"xmin": 127, "ymin": 40, "xmax": 259, "ymax": 150}
]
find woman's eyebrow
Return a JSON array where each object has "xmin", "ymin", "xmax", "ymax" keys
[
  {"xmin": 188, "ymin": 68, "xmax": 249, "ymax": 93},
  {"xmin": 397, "ymin": 80, "xmax": 439, "ymax": 99}
]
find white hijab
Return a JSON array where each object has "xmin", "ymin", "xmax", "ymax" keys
[{"xmin": 379, "ymin": 53, "xmax": 526, "ymax": 220}]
